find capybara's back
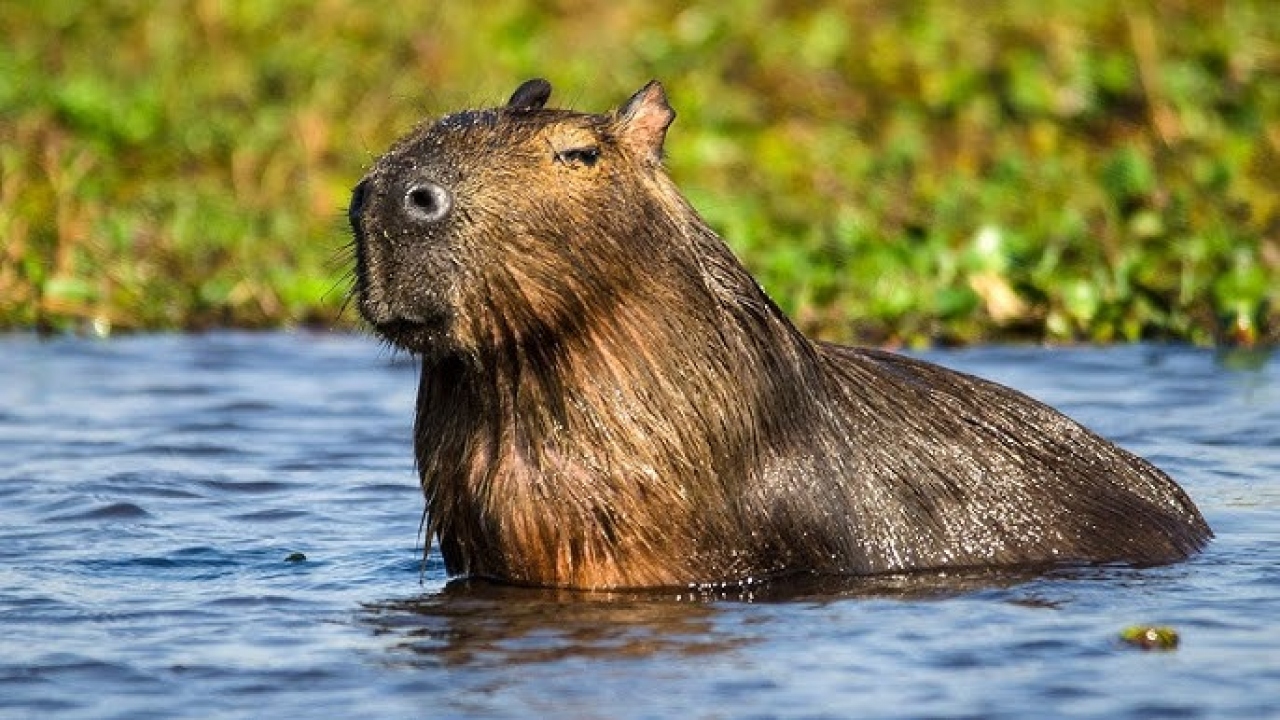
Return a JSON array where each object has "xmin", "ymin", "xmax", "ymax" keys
[{"xmin": 349, "ymin": 79, "xmax": 1211, "ymax": 590}]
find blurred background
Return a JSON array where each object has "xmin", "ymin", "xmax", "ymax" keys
[{"xmin": 2, "ymin": 0, "xmax": 1276, "ymax": 345}]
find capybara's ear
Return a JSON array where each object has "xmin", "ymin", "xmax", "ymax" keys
[
  {"xmin": 507, "ymin": 78, "xmax": 552, "ymax": 112},
  {"xmin": 616, "ymin": 80, "xmax": 675, "ymax": 163}
]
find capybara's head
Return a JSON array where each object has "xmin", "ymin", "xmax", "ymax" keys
[{"xmin": 350, "ymin": 79, "xmax": 692, "ymax": 357}]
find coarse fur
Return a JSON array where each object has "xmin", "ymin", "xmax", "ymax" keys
[{"xmin": 349, "ymin": 79, "xmax": 1211, "ymax": 590}]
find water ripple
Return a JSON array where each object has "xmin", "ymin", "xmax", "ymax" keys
[
  {"xmin": 0, "ymin": 334, "xmax": 1276, "ymax": 719},
  {"xmin": 47, "ymin": 502, "xmax": 152, "ymax": 523}
]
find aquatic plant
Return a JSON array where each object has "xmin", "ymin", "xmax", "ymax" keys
[{"xmin": 1, "ymin": 1, "xmax": 1275, "ymax": 344}]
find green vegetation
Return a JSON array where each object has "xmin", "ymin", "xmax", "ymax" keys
[
  {"xmin": 2, "ymin": 2, "xmax": 1277, "ymax": 345},
  {"xmin": 1119, "ymin": 625, "xmax": 1181, "ymax": 651}
]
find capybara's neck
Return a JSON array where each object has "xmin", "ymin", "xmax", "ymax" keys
[{"xmin": 413, "ymin": 199, "xmax": 829, "ymax": 589}]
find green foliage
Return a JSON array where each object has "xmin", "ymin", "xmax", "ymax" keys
[
  {"xmin": 1119, "ymin": 625, "xmax": 1180, "ymax": 651},
  {"xmin": 1, "ymin": 1, "xmax": 1276, "ymax": 344}
]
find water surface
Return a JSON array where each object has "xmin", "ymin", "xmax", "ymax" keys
[{"xmin": 1, "ymin": 333, "xmax": 1277, "ymax": 718}]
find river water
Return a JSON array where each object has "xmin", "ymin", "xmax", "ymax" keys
[{"xmin": 1, "ymin": 332, "xmax": 1277, "ymax": 719}]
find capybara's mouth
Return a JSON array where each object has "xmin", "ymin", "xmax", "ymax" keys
[
  {"xmin": 352, "ymin": 237, "xmax": 452, "ymax": 353},
  {"xmin": 370, "ymin": 315, "xmax": 451, "ymax": 353},
  {"xmin": 351, "ymin": 228, "xmax": 453, "ymax": 354}
]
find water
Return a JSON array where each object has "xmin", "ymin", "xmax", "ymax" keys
[{"xmin": 1, "ymin": 332, "xmax": 1277, "ymax": 719}]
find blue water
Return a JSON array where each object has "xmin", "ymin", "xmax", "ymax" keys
[{"xmin": 1, "ymin": 332, "xmax": 1277, "ymax": 719}]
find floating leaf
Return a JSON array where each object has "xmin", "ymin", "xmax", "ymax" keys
[{"xmin": 1119, "ymin": 625, "xmax": 1180, "ymax": 651}]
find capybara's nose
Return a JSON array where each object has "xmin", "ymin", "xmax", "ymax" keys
[
  {"xmin": 348, "ymin": 178, "xmax": 370, "ymax": 233},
  {"xmin": 402, "ymin": 180, "xmax": 453, "ymax": 224}
]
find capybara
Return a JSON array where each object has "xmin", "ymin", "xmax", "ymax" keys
[{"xmin": 349, "ymin": 78, "xmax": 1211, "ymax": 590}]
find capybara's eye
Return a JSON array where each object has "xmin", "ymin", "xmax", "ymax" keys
[{"xmin": 555, "ymin": 146, "xmax": 601, "ymax": 167}]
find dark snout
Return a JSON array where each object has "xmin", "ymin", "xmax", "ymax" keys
[
  {"xmin": 348, "ymin": 168, "xmax": 459, "ymax": 353},
  {"xmin": 348, "ymin": 175, "xmax": 454, "ymax": 237},
  {"xmin": 348, "ymin": 178, "xmax": 371, "ymax": 238}
]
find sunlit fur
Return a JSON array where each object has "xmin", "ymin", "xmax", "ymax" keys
[{"xmin": 351, "ymin": 80, "xmax": 1211, "ymax": 590}]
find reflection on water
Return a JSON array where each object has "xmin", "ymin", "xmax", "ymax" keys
[
  {"xmin": 367, "ymin": 581, "xmax": 733, "ymax": 667},
  {"xmin": 362, "ymin": 566, "xmax": 1114, "ymax": 670},
  {"xmin": 1, "ymin": 333, "xmax": 1278, "ymax": 719}
]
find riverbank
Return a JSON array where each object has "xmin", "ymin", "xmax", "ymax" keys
[{"xmin": 2, "ymin": 2, "xmax": 1276, "ymax": 345}]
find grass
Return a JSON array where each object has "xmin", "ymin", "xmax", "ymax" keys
[{"xmin": 1, "ymin": 1, "xmax": 1277, "ymax": 345}]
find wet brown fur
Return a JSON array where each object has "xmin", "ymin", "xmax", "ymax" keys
[{"xmin": 350, "ymin": 79, "xmax": 1211, "ymax": 590}]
